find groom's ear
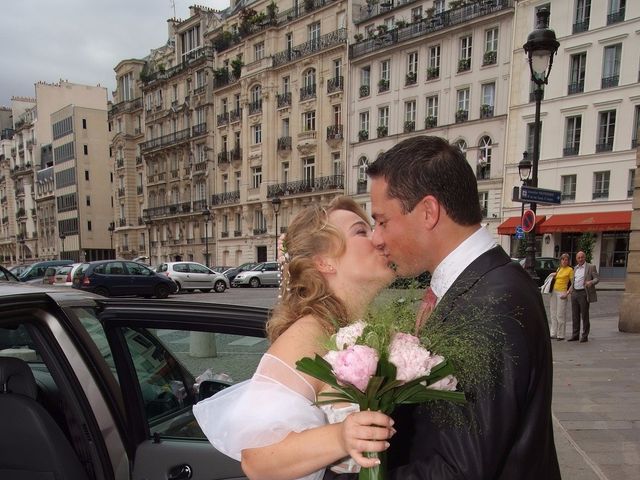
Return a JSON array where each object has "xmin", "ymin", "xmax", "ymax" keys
[{"xmin": 417, "ymin": 195, "xmax": 440, "ymax": 230}]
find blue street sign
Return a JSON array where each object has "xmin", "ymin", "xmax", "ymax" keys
[
  {"xmin": 520, "ymin": 186, "xmax": 561, "ymax": 205},
  {"xmin": 515, "ymin": 225, "xmax": 525, "ymax": 240}
]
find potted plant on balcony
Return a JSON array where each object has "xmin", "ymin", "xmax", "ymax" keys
[
  {"xmin": 425, "ymin": 6, "xmax": 435, "ymax": 18},
  {"xmin": 425, "ymin": 116, "xmax": 437, "ymax": 128},
  {"xmin": 483, "ymin": 50, "xmax": 497, "ymax": 65},
  {"xmin": 231, "ymin": 57, "xmax": 244, "ymax": 78},
  {"xmin": 304, "ymin": 0, "xmax": 315, "ymax": 13},
  {"xmin": 358, "ymin": 130, "xmax": 369, "ymax": 141},
  {"xmin": 458, "ymin": 58, "xmax": 471, "ymax": 72},
  {"xmin": 377, "ymin": 125, "xmax": 388, "ymax": 137},
  {"xmin": 404, "ymin": 120, "xmax": 416, "ymax": 133},
  {"xmin": 378, "ymin": 78, "xmax": 390, "ymax": 91},
  {"xmin": 455, "ymin": 109, "xmax": 468, "ymax": 123},
  {"xmin": 405, "ymin": 71, "xmax": 417, "ymax": 84},
  {"xmin": 395, "ymin": 20, "xmax": 407, "ymax": 29},
  {"xmin": 480, "ymin": 104, "xmax": 493, "ymax": 118},
  {"xmin": 449, "ymin": 0, "xmax": 465, "ymax": 9},
  {"xmin": 359, "ymin": 84, "xmax": 370, "ymax": 97},
  {"xmin": 353, "ymin": 33, "xmax": 364, "ymax": 42},
  {"xmin": 266, "ymin": 1, "xmax": 278, "ymax": 23},
  {"xmin": 426, "ymin": 66, "xmax": 439, "ymax": 79},
  {"xmin": 213, "ymin": 67, "xmax": 230, "ymax": 83}
]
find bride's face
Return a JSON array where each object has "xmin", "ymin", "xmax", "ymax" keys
[{"xmin": 328, "ymin": 209, "xmax": 395, "ymax": 288}]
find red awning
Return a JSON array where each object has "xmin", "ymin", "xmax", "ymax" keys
[
  {"xmin": 538, "ymin": 211, "xmax": 631, "ymax": 233},
  {"xmin": 497, "ymin": 215, "xmax": 546, "ymax": 235}
]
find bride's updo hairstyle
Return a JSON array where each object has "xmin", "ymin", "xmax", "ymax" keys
[{"xmin": 267, "ymin": 196, "xmax": 370, "ymax": 342}]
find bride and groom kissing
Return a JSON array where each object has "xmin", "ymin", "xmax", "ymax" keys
[{"xmin": 194, "ymin": 136, "xmax": 561, "ymax": 480}]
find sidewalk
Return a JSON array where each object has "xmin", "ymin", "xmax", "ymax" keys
[{"xmin": 548, "ymin": 291, "xmax": 640, "ymax": 479}]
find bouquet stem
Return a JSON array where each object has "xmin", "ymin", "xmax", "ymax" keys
[{"xmin": 359, "ymin": 451, "xmax": 386, "ymax": 480}]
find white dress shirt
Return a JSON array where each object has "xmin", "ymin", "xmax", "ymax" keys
[
  {"xmin": 573, "ymin": 264, "xmax": 585, "ymax": 289},
  {"xmin": 430, "ymin": 227, "xmax": 498, "ymax": 303}
]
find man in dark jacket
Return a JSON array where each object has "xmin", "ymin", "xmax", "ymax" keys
[{"xmin": 360, "ymin": 136, "xmax": 560, "ymax": 479}]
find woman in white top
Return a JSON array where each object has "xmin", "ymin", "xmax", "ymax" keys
[{"xmin": 194, "ymin": 196, "xmax": 397, "ymax": 479}]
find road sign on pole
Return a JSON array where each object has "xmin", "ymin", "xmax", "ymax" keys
[
  {"xmin": 522, "ymin": 209, "xmax": 536, "ymax": 233},
  {"xmin": 520, "ymin": 186, "xmax": 561, "ymax": 204},
  {"xmin": 515, "ymin": 225, "xmax": 525, "ymax": 240}
]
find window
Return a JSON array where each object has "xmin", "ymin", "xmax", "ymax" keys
[
  {"xmin": 308, "ymin": 22, "xmax": 321, "ymax": 45},
  {"xmin": 607, "ymin": 0, "xmax": 625, "ymax": 24},
  {"xmin": 359, "ymin": 111, "xmax": 370, "ymax": 138},
  {"xmin": 181, "ymin": 25, "xmax": 201, "ymax": 62},
  {"xmin": 235, "ymin": 171, "xmax": 241, "ymax": 191},
  {"xmin": 455, "ymin": 139, "xmax": 467, "ymax": 158},
  {"xmin": 526, "ymin": 121, "xmax": 543, "ymax": 154},
  {"xmin": 361, "ymin": 66, "xmax": 371, "ymax": 89},
  {"xmin": 254, "ymin": 42, "xmax": 264, "ymax": 61},
  {"xmin": 481, "ymin": 83, "xmax": 495, "ymax": 117},
  {"xmin": 358, "ymin": 156, "xmax": 368, "ymax": 182},
  {"xmin": 633, "ymin": 105, "xmax": 640, "ymax": 148},
  {"xmin": 195, "ymin": 69, "xmax": 206, "ymax": 89},
  {"xmin": 378, "ymin": 106, "xmax": 389, "ymax": 128},
  {"xmin": 628, "ymin": 169, "xmax": 635, "ymax": 197},
  {"xmin": 85, "ymin": 170, "xmax": 89, "ymax": 181},
  {"xmin": 302, "ymin": 111, "xmax": 316, "ymax": 131},
  {"xmin": 479, "ymin": 192, "xmax": 488, "ymax": 218},
  {"xmin": 456, "ymin": 88, "xmax": 470, "ymax": 114},
  {"xmin": 235, "ymin": 213, "xmax": 242, "ymax": 233},
  {"xmin": 251, "ymin": 166, "xmax": 262, "ymax": 189},
  {"xmin": 286, "ymin": 33, "xmax": 293, "ymax": 51},
  {"xmin": 602, "ymin": 44, "xmax": 621, "ymax": 88},
  {"xmin": 427, "ymin": 45, "xmax": 440, "ymax": 79},
  {"xmin": 569, "ymin": 53, "xmax": 587, "ymax": 94},
  {"xmin": 250, "ymin": 85, "xmax": 262, "ymax": 112},
  {"xmin": 83, "ymin": 145, "xmax": 88, "ymax": 155},
  {"xmin": 411, "ymin": 6, "xmax": 422, "ymax": 21},
  {"xmin": 573, "ymin": 0, "xmax": 591, "ymax": 33},
  {"xmin": 597, "ymin": 110, "xmax": 616, "ymax": 152},
  {"xmin": 381, "ymin": 59, "xmax": 390, "ymax": 82},
  {"xmin": 600, "ymin": 231, "xmax": 629, "ymax": 269},
  {"xmin": 332, "ymin": 153, "xmax": 341, "ymax": 177},
  {"xmin": 426, "ymin": 95, "xmax": 438, "ymax": 127},
  {"xmin": 485, "ymin": 28, "xmax": 498, "ymax": 54},
  {"xmin": 252, "ymin": 124, "xmax": 262, "ymax": 144},
  {"xmin": 407, "ymin": 52, "xmax": 418, "ymax": 79},
  {"xmin": 459, "ymin": 35, "xmax": 472, "ymax": 71},
  {"xmin": 254, "ymin": 210, "xmax": 266, "ymax": 232},
  {"xmin": 221, "ymin": 98, "xmax": 228, "ymax": 114},
  {"xmin": 561, "ymin": 175, "xmax": 577, "ymax": 201},
  {"xmin": 333, "ymin": 58, "xmax": 342, "ymax": 79},
  {"xmin": 434, "ymin": 0, "xmax": 445, "ymax": 13},
  {"xmin": 282, "ymin": 118, "xmax": 290, "ymax": 137},
  {"xmin": 404, "ymin": 100, "xmax": 416, "ymax": 123},
  {"xmin": 593, "ymin": 171, "xmax": 610, "ymax": 199},
  {"xmin": 384, "ymin": 17, "xmax": 395, "ymax": 30},
  {"xmin": 282, "ymin": 162, "xmax": 289, "ymax": 183},
  {"xmin": 332, "ymin": 104, "xmax": 342, "ymax": 126},
  {"xmin": 303, "ymin": 68, "xmax": 316, "ymax": 90},
  {"xmin": 477, "ymin": 136, "xmax": 492, "ymax": 180},
  {"xmin": 303, "ymin": 157, "xmax": 315, "ymax": 184},
  {"xmin": 82, "ymin": 119, "xmax": 87, "ymax": 129},
  {"xmin": 88, "ymin": 220, "xmax": 92, "ymax": 231},
  {"xmin": 564, "ymin": 116, "xmax": 582, "ymax": 156}
]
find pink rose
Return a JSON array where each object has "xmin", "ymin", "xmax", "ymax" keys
[
  {"xmin": 324, "ymin": 345, "xmax": 378, "ymax": 392},
  {"xmin": 428, "ymin": 374, "xmax": 458, "ymax": 391},
  {"xmin": 389, "ymin": 333, "xmax": 441, "ymax": 382},
  {"xmin": 335, "ymin": 321, "xmax": 366, "ymax": 350}
]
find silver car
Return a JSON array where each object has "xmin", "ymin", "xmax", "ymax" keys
[
  {"xmin": 156, "ymin": 261, "xmax": 229, "ymax": 293},
  {"xmin": 232, "ymin": 261, "xmax": 280, "ymax": 288}
]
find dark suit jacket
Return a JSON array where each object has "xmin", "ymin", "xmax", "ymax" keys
[{"xmin": 325, "ymin": 246, "xmax": 560, "ymax": 480}]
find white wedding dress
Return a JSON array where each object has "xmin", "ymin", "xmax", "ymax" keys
[{"xmin": 193, "ymin": 353, "xmax": 359, "ymax": 480}]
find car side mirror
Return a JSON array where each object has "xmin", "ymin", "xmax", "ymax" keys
[{"xmin": 198, "ymin": 380, "xmax": 231, "ymax": 401}]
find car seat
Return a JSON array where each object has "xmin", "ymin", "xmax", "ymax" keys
[{"xmin": 0, "ymin": 356, "xmax": 89, "ymax": 480}]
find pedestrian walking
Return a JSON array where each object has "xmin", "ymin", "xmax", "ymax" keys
[
  {"xmin": 549, "ymin": 253, "xmax": 573, "ymax": 340},
  {"xmin": 567, "ymin": 251, "xmax": 599, "ymax": 343}
]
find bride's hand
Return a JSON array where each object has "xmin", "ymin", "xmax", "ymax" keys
[{"xmin": 339, "ymin": 410, "xmax": 395, "ymax": 467}]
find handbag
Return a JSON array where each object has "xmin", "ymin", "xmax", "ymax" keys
[{"xmin": 541, "ymin": 273, "xmax": 554, "ymax": 294}]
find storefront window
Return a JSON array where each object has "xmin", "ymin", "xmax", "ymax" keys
[{"xmin": 600, "ymin": 231, "xmax": 629, "ymax": 268}]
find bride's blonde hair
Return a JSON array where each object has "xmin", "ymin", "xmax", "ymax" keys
[{"xmin": 266, "ymin": 196, "xmax": 370, "ymax": 342}]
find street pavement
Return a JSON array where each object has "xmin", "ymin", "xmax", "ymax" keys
[{"xmin": 179, "ymin": 284, "xmax": 640, "ymax": 479}]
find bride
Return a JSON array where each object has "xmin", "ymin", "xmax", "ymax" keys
[{"xmin": 194, "ymin": 196, "xmax": 396, "ymax": 479}]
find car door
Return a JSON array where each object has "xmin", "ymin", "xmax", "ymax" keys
[
  {"xmin": 103, "ymin": 261, "xmax": 130, "ymax": 296},
  {"xmin": 124, "ymin": 262, "xmax": 158, "ymax": 296},
  {"xmin": 187, "ymin": 263, "xmax": 214, "ymax": 291},
  {"xmin": 96, "ymin": 300, "xmax": 269, "ymax": 480},
  {"xmin": 261, "ymin": 262, "xmax": 279, "ymax": 286},
  {"xmin": 173, "ymin": 263, "xmax": 192, "ymax": 289}
]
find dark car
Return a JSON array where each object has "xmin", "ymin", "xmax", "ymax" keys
[
  {"xmin": 518, "ymin": 257, "xmax": 560, "ymax": 286},
  {"xmin": 18, "ymin": 260, "xmax": 74, "ymax": 283},
  {"xmin": 223, "ymin": 262, "xmax": 259, "ymax": 285},
  {"xmin": 0, "ymin": 283, "xmax": 269, "ymax": 479},
  {"xmin": 72, "ymin": 260, "xmax": 178, "ymax": 298}
]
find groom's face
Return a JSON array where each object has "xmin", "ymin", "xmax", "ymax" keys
[{"xmin": 370, "ymin": 177, "xmax": 429, "ymax": 277}]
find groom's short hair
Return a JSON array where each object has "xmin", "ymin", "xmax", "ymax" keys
[{"xmin": 367, "ymin": 135, "xmax": 482, "ymax": 225}]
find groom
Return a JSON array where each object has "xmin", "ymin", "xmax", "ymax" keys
[{"xmin": 366, "ymin": 136, "xmax": 559, "ymax": 478}]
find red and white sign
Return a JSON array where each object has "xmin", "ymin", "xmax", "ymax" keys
[{"xmin": 522, "ymin": 209, "xmax": 536, "ymax": 233}]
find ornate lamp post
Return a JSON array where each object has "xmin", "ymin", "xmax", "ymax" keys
[
  {"xmin": 522, "ymin": 7, "xmax": 559, "ymax": 279},
  {"xmin": 108, "ymin": 222, "xmax": 115, "ymax": 254},
  {"xmin": 271, "ymin": 196, "xmax": 282, "ymax": 261},
  {"xmin": 144, "ymin": 216, "xmax": 152, "ymax": 264},
  {"xmin": 59, "ymin": 232, "xmax": 66, "ymax": 260},
  {"xmin": 203, "ymin": 207, "xmax": 211, "ymax": 268}
]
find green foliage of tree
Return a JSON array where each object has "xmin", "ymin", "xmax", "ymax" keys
[{"xmin": 577, "ymin": 233, "xmax": 596, "ymax": 263}]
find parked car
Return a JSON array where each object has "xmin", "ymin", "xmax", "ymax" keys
[
  {"xmin": 18, "ymin": 260, "xmax": 74, "ymax": 284},
  {"xmin": 0, "ymin": 265, "xmax": 19, "ymax": 282},
  {"xmin": 223, "ymin": 262, "xmax": 259, "ymax": 285},
  {"xmin": 232, "ymin": 261, "xmax": 280, "ymax": 288},
  {"xmin": 8, "ymin": 264, "xmax": 29, "ymax": 277},
  {"xmin": 0, "ymin": 283, "xmax": 269, "ymax": 479},
  {"xmin": 44, "ymin": 263, "xmax": 84, "ymax": 286},
  {"xmin": 156, "ymin": 262, "xmax": 230, "ymax": 293},
  {"xmin": 518, "ymin": 257, "xmax": 560, "ymax": 286},
  {"xmin": 210, "ymin": 265, "xmax": 233, "ymax": 273},
  {"xmin": 72, "ymin": 260, "xmax": 178, "ymax": 298}
]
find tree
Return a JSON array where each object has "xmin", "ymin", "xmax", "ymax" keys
[{"xmin": 577, "ymin": 232, "xmax": 596, "ymax": 263}]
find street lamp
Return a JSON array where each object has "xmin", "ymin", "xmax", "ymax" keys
[
  {"xmin": 59, "ymin": 232, "xmax": 66, "ymax": 260},
  {"xmin": 203, "ymin": 207, "xmax": 211, "ymax": 268},
  {"xmin": 144, "ymin": 216, "xmax": 152, "ymax": 264},
  {"xmin": 271, "ymin": 196, "xmax": 282, "ymax": 261},
  {"xmin": 108, "ymin": 222, "xmax": 115, "ymax": 253},
  {"xmin": 522, "ymin": 7, "xmax": 559, "ymax": 279}
]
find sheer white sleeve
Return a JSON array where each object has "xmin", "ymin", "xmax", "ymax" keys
[{"xmin": 193, "ymin": 354, "xmax": 327, "ymax": 479}]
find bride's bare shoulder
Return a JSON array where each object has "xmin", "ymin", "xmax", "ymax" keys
[{"xmin": 268, "ymin": 314, "xmax": 330, "ymax": 367}]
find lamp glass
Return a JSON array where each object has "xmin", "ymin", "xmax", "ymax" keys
[{"xmin": 531, "ymin": 51, "xmax": 551, "ymax": 78}]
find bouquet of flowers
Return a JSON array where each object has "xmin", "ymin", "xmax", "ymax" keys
[{"xmin": 296, "ymin": 318, "xmax": 466, "ymax": 480}]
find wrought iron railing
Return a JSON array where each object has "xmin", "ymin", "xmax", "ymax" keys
[
  {"xmin": 327, "ymin": 125, "xmax": 343, "ymax": 140},
  {"xmin": 563, "ymin": 146, "xmax": 579, "ymax": 157},
  {"xmin": 273, "ymin": 29, "xmax": 347, "ymax": 67},
  {"xmin": 327, "ymin": 76, "xmax": 344, "ymax": 93},
  {"xmin": 140, "ymin": 128, "xmax": 191, "ymax": 151},
  {"xmin": 601, "ymin": 75, "xmax": 619, "ymax": 89},
  {"xmin": 300, "ymin": 84, "xmax": 317, "ymax": 101},
  {"xmin": 568, "ymin": 82, "xmax": 584, "ymax": 95},
  {"xmin": 211, "ymin": 191, "xmax": 240, "ymax": 206},
  {"xmin": 267, "ymin": 175, "xmax": 344, "ymax": 198},
  {"xmin": 277, "ymin": 136, "xmax": 292, "ymax": 151}
]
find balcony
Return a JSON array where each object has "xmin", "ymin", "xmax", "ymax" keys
[
  {"xmin": 230, "ymin": 147, "xmax": 242, "ymax": 162},
  {"xmin": 300, "ymin": 84, "xmax": 317, "ymax": 102},
  {"xmin": 221, "ymin": 231, "xmax": 229, "ymax": 238},
  {"xmin": 193, "ymin": 85, "xmax": 206, "ymax": 96},
  {"xmin": 607, "ymin": 8, "xmax": 625, "ymax": 25},
  {"xmin": 426, "ymin": 66, "xmax": 439, "ymax": 80},
  {"xmin": 194, "ymin": 160, "xmax": 207, "ymax": 171},
  {"xmin": 378, "ymin": 79, "xmax": 390, "ymax": 93},
  {"xmin": 213, "ymin": 70, "xmax": 240, "ymax": 89},
  {"xmin": 217, "ymin": 113, "xmax": 229, "ymax": 126},
  {"xmin": 563, "ymin": 146, "xmax": 579, "ymax": 157},
  {"xmin": 217, "ymin": 151, "xmax": 230, "ymax": 165},
  {"xmin": 425, "ymin": 116, "xmax": 438, "ymax": 129},
  {"xmin": 267, "ymin": 174, "xmax": 344, "ymax": 198},
  {"xmin": 482, "ymin": 50, "xmax": 497, "ymax": 66},
  {"xmin": 277, "ymin": 136, "xmax": 292, "ymax": 151},
  {"xmin": 193, "ymin": 199, "xmax": 207, "ymax": 212},
  {"xmin": 273, "ymin": 28, "xmax": 347, "ymax": 67},
  {"xmin": 405, "ymin": 72, "xmax": 417, "ymax": 86},
  {"xmin": 118, "ymin": 218, "xmax": 127, "ymax": 227},
  {"xmin": 229, "ymin": 109, "xmax": 242, "ymax": 123},
  {"xmin": 357, "ymin": 180, "xmax": 368, "ymax": 195},
  {"xmin": 476, "ymin": 164, "xmax": 491, "ymax": 180},
  {"xmin": 249, "ymin": 100, "xmax": 263, "ymax": 115},
  {"xmin": 377, "ymin": 125, "xmax": 388, "ymax": 138},
  {"xmin": 351, "ymin": 1, "xmax": 513, "ymax": 59},
  {"xmin": 109, "ymin": 97, "xmax": 143, "ymax": 116},
  {"xmin": 234, "ymin": 230, "xmax": 242, "ymax": 237},
  {"xmin": 355, "ymin": 0, "xmax": 419, "ymax": 23},
  {"xmin": 455, "ymin": 110, "xmax": 469, "ymax": 124},
  {"xmin": 117, "ymin": 187, "xmax": 125, "ymax": 197},
  {"xmin": 568, "ymin": 81, "xmax": 584, "ymax": 95},
  {"xmin": 480, "ymin": 105, "xmax": 494, "ymax": 119},
  {"xmin": 601, "ymin": 76, "xmax": 619, "ymax": 89},
  {"xmin": 403, "ymin": 121, "xmax": 415, "ymax": 133},
  {"xmin": 253, "ymin": 228, "xmax": 267, "ymax": 235},
  {"xmin": 561, "ymin": 193, "xmax": 575, "ymax": 202},
  {"xmin": 211, "ymin": 190, "xmax": 240, "ymax": 206},
  {"xmin": 192, "ymin": 123, "xmax": 207, "ymax": 136},
  {"xmin": 15, "ymin": 208, "xmax": 26, "ymax": 219},
  {"xmin": 141, "ymin": 47, "xmax": 212, "ymax": 85},
  {"xmin": 143, "ymin": 202, "xmax": 194, "ymax": 219},
  {"xmin": 572, "ymin": 20, "xmax": 589, "ymax": 34},
  {"xmin": 116, "ymin": 158, "xmax": 124, "ymax": 169},
  {"xmin": 596, "ymin": 142, "xmax": 613, "ymax": 153},
  {"xmin": 277, "ymin": 92, "xmax": 292, "ymax": 109},
  {"xmin": 140, "ymin": 127, "xmax": 191, "ymax": 151},
  {"xmin": 592, "ymin": 191, "xmax": 609, "ymax": 200},
  {"xmin": 327, "ymin": 76, "xmax": 344, "ymax": 94},
  {"xmin": 457, "ymin": 58, "xmax": 471, "ymax": 73},
  {"xmin": 326, "ymin": 125, "xmax": 343, "ymax": 141},
  {"xmin": 359, "ymin": 85, "xmax": 370, "ymax": 98}
]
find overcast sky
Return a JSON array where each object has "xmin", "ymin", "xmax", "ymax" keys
[{"xmin": 0, "ymin": 0, "xmax": 230, "ymax": 107}]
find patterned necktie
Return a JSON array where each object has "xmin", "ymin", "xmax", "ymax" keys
[{"xmin": 415, "ymin": 287, "xmax": 438, "ymax": 334}]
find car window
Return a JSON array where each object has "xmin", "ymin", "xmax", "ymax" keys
[
  {"xmin": 156, "ymin": 264, "xmax": 167, "ymax": 273},
  {"xmin": 188, "ymin": 264, "xmax": 209, "ymax": 274},
  {"xmin": 263, "ymin": 263, "xmax": 277, "ymax": 272},
  {"xmin": 126, "ymin": 262, "xmax": 153, "ymax": 276},
  {"xmin": 173, "ymin": 263, "xmax": 189, "ymax": 273}
]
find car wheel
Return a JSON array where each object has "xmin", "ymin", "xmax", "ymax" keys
[
  {"xmin": 175, "ymin": 281, "xmax": 183, "ymax": 293},
  {"xmin": 249, "ymin": 277, "xmax": 260, "ymax": 288},
  {"xmin": 155, "ymin": 284, "xmax": 170, "ymax": 299},
  {"xmin": 94, "ymin": 287, "xmax": 109, "ymax": 297},
  {"xmin": 200, "ymin": 288, "xmax": 213, "ymax": 293},
  {"xmin": 213, "ymin": 280, "xmax": 226, "ymax": 293}
]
